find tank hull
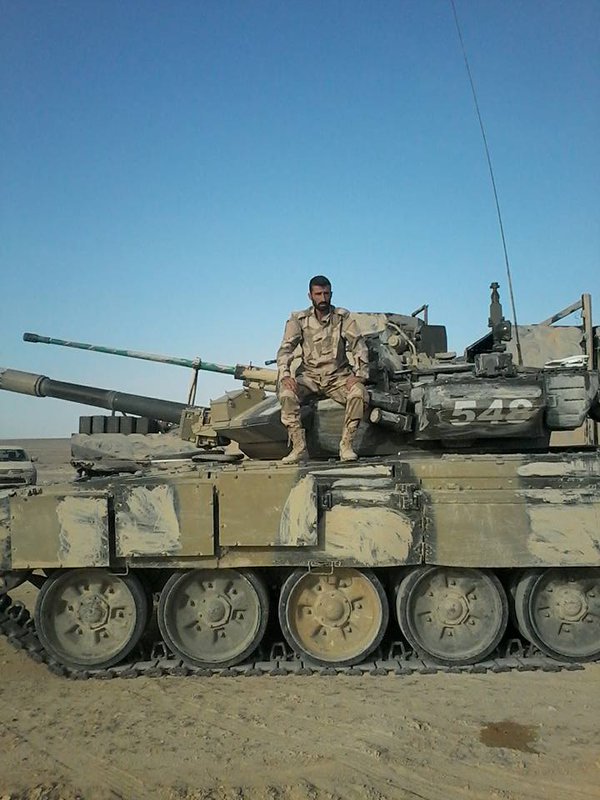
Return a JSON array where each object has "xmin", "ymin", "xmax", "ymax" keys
[{"xmin": 2, "ymin": 449, "xmax": 598, "ymax": 672}]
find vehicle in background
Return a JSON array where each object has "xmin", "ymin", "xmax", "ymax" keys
[{"xmin": 0, "ymin": 447, "xmax": 37, "ymax": 488}]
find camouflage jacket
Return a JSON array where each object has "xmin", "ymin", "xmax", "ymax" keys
[{"xmin": 276, "ymin": 306, "xmax": 370, "ymax": 383}]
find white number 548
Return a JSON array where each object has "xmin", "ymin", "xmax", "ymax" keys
[{"xmin": 450, "ymin": 398, "xmax": 534, "ymax": 426}]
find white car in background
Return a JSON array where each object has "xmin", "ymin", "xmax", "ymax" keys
[{"xmin": 0, "ymin": 447, "xmax": 37, "ymax": 488}]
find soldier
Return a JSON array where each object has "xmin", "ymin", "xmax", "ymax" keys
[{"xmin": 277, "ymin": 275, "xmax": 370, "ymax": 463}]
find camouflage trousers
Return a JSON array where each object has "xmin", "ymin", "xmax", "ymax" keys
[{"xmin": 278, "ymin": 372, "xmax": 368, "ymax": 432}]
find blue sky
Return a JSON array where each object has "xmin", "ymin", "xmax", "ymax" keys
[{"xmin": 1, "ymin": 0, "xmax": 598, "ymax": 437}]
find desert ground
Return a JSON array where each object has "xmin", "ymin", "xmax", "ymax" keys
[{"xmin": 0, "ymin": 439, "xmax": 598, "ymax": 800}]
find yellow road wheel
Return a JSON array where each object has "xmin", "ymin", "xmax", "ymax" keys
[{"xmin": 279, "ymin": 568, "xmax": 388, "ymax": 667}]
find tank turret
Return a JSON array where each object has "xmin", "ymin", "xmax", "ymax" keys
[{"xmin": 2, "ymin": 284, "xmax": 598, "ymax": 467}]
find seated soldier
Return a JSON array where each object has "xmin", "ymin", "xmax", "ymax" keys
[{"xmin": 276, "ymin": 275, "xmax": 369, "ymax": 463}]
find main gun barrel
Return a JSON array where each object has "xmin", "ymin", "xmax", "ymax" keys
[
  {"xmin": 0, "ymin": 368, "xmax": 188, "ymax": 424},
  {"xmin": 23, "ymin": 333, "xmax": 278, "ymax": 387}
]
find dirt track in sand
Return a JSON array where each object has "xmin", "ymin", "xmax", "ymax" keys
[{"xmin": 0, "ymin": 439, "xmax": 599, "ymax": 800}]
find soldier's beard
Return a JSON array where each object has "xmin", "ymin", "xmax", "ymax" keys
[{"xmin": 315, "ymin": 301, "xmax": 331, "ymax": 312}]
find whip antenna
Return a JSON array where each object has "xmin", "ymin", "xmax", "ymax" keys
[{"xmin": 450, "ymin": 0, "xmax": 523, "ymax": 365}]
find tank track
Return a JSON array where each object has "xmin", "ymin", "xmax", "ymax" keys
[{"xmin": 0, "ymin": 593, "xmax": 587, "ymax": 680}]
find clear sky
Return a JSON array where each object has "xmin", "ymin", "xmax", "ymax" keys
[{"xmin": 1, "ymin": 0, "xmax": 598, "ymax": 438}]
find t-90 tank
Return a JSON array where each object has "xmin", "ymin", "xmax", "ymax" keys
[{"xmin": 0, "ymin": 284, "xmax": 599, "ymax": 678}]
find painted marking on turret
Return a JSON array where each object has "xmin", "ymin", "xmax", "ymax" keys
[{"xmin": 449, "ymin": 398, "xmax": 535, "ymax": 426}]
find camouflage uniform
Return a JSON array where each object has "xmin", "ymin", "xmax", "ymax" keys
[{"xmin": 276, "ymin": 306, "xmax": 369, "ymax": 457}]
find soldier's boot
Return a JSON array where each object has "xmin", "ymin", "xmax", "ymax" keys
[
  {"xmin": 282, "ymin": 427, "xmax": 309, "ymax": 464},
  {"xmin": 339, "ymin": 425, "xmax": 359, "ymax": 462}
]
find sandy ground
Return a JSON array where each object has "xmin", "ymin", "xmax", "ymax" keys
[{"xmin": 0, "ymin": 439, "xmax": 598, "ymax": 800}]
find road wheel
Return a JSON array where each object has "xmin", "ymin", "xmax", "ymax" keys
[
  {"xmin": 35, "ymin": 568, "xmax": 148, "ymax": 670},
  {"xmin": 513, "ymin": 568, "xmax": 600, "ymax": 662},
  {"xmin": 158, "ymin": 568, "xmax": 269, "ymax": 668},
  {"xmin": 278, "ymin": 568, "xmax": 388, "ymax": 667},
  {"xmin": 396, "ymin": 566, "xmax": 508, "ymax": 666}
]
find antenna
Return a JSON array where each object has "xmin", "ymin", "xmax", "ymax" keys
[{"xmin": 449, "ymin": 0, "xmax": 524, "ymax": 366}]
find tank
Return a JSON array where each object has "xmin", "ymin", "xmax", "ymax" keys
[{"xmin": 0, "ymin": 283, "xmax": 599, "ymax": 677}]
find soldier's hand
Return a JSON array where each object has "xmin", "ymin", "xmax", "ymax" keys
[
  {"xmin": 346, "ymin": 375, "xmax": 363, "ymax": 390},
  {"xmin": 281, "ymin": 376, "xmax": 298, "ymax": 393}
]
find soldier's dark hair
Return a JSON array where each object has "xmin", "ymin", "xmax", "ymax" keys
[{"xmin": 309, "ymin": 275, "xmax": 331, "ymax": 291}]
